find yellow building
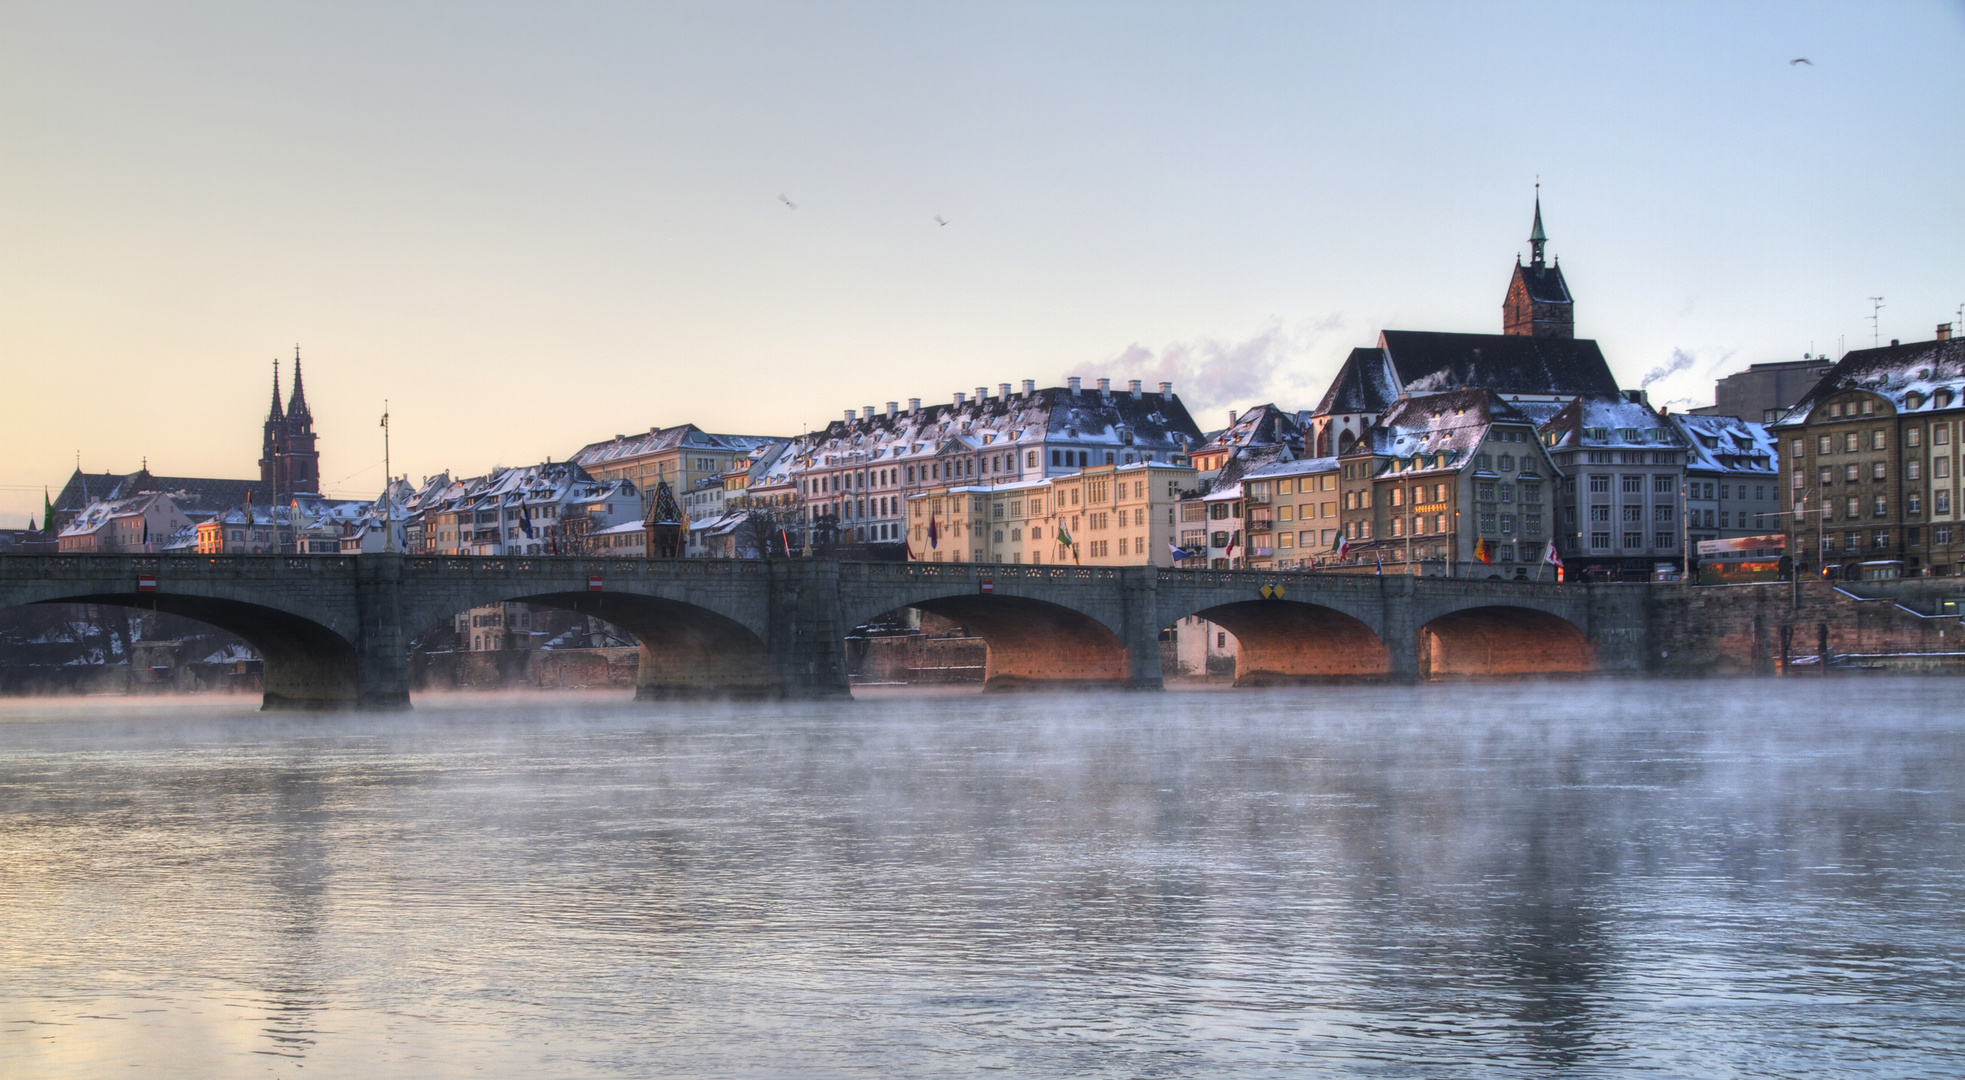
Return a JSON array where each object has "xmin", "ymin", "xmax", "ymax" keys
[{"xmin": 907, "ymin": 462, "xmax": 1196, "ymax": 566}]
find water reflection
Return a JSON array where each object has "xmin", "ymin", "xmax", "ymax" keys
[{"xmin": 0, "ymin": 681, "xmax": 1962, "ymax": 1077}]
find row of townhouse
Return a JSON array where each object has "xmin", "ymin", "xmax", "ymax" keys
[
  {"xmin": 790, "ymin": 378, "xmax": 1202, "ymax": 555},
  {"xmin": 904, "ymin": 461, "xmax": 1198, "ymax": 566},
  {"xmin": 398, "ymin": 464, "xmax": 642, "ymax": 557}
]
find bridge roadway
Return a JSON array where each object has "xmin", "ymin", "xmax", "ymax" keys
[{"xmin": 0, "ymin": 553, "xmax": 1652, "ymax": 709}]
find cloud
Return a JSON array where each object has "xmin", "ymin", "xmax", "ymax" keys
[{"xmin": 1069, "ymin": 314, "xmax": 1348, "ymax": 422}]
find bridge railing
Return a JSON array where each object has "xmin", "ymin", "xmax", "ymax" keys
[{"xmin": 0, "ymin": 553, "xmax": 356, "ymax": 579}]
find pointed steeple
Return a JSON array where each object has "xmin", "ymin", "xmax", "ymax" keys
[
  {"xmin": 268, "ymin": 358, "xmax": 284, "ymax": 420},
  {"xmin": 286, "ymin": 345, "xmax": 310, "ymax": 418},
  {"xmin": 1528, "ymin": 186, "xmax": 1547, "ymax": 267}
]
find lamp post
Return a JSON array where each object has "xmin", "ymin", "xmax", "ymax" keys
[{"xmin": 380, "ymin": 401, "xmax": 396, "ymax": 554}]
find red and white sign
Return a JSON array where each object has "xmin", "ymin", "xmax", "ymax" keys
[
  {"xmin": 979, "ymin": 579, "xmax": 994, "ymax": 594},
  {"xmin": 588, "ymin": 576, "xmax": 604, "ymax": 592},
  {"xmin": 136, "ymin": 574, "xmax": 157, "ymax": 592}
]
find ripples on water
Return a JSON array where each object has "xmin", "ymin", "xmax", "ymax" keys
[{"xmin": 1, "ymin": 680, "xmax": 1962, "ymax": 1078}]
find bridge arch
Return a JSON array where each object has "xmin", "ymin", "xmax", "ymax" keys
[
  {"xmin": 840, "ymin": 581, "xmax": 1135, "ymax": 691},
  {"xmin": 1176, "ymin": 600, "xmax": 1391, "ymax": 684},
  {"xmin": 401, "ymin": 588, "xmax": 778, "ymax": 700},
  {"xmin": 1, "ymin": 592, "xmax": 362, "ymax": 709},
  {"xmin": 1417, "ymin": 605, "xmax": 1593, "ymax": 678}
]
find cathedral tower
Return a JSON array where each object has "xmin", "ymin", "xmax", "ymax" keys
[
  {"xmin": 257, "ymin": 348, "xmax": 322, "ymax": 497},
  {"xmin": 1502, "ymin": 192, "xmax": 1574, "ymax": 338}
]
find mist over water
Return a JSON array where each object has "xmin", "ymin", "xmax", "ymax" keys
[{"xmin": 1, "ymin": 682, "xmax": 1962, "ymax": 1078}]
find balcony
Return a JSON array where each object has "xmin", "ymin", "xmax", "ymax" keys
[{"xmin": 1246, "ymin": 517, "xmax": 1275, "ymax": 534}]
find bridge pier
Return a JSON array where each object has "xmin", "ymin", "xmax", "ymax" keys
[
  {"xmin": 1118, "ymin": 566, "xmax": 1166, "ymax": 691},
  {"xmin": 352, "ymin": 553, "xmax": 412, "ymax": 711}
]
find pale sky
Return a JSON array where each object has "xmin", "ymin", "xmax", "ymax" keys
[{"xmin": 2, "ymin": 2, "xmax": 1961, "ymax": 522}]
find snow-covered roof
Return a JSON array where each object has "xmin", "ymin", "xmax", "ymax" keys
[
  {"xmin": 1774, "ymin": 337, "xmax": 1965, "ymax": 426},
  {"xmin": 1667, "ymin": 413, "xmax": 1777, "ymax": 476}
]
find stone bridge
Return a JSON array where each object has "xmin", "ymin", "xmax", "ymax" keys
[{"xmin": 0, "ymin": 553, "xmax": 1652, "ymax": 709}]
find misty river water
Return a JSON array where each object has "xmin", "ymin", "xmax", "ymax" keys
[{"xmin": 1, "ymin": 681, "xmax": 1962, "ymax": 1078}]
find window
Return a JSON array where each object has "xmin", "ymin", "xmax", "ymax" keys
[
  {"xmin": 1622, "ymin": 475, "xmax": 1643, "ymax": 494},
  {"xmin": 1500, "ymin": 483, "xmax": 1514, "ymax": 503},
  {"xmin": 1847, "ymin": 464, "xmax": 1861, "ymax": 483},
  {"xmin": 1498, "ymin": 454, "xmax": 1515, "ymax": 472},
  {"xmin": 1874, "ymin": 462, "xmax": 1888, "ymax": 482},
  {"xmin": 1792, "ymin": 439, "xmax": 1804, "ymax": 458},
  {"xmin": 1591, "ymin": 531, "xmax": 1610, "ymax": 551},
  {"xmin": 1940, "ymin": 491, "xmax": 1953, "ymax": 515},
  {"xmin": 1796, "ymin": 471, "xmax": 1808, "ymax": 489},
  {"xmin": 1909, "ymin": 460, "xmax": 1922, "ymax": 481},
  {"xmin": 1847, "ymin": 496, "xmax": 1861, "ymax": 519},
  {"xmin": 1843, "ymin": 433, "xmax": 1859, "ymax": 453},
  {"xmin": 1873, "ymin": 431, "xmax": 1887, "ymax": 450},
  {"xmin": 1940, "ymin": 526, "xmax": 1954, "ymax": 545},
  {"xmin": 1909, "ymin": 494, "xmax": 1922, "ymax": 516},
  {"xmin": 1476, "ymin": 482, "xmax": 1496, "ymax": 501},
  {"xmin": 1479, "ymin": 513, "xmax": 1497, "ymax": 533},
  {"xmin": 1520, "ymin": 482, "xmax": 1542, "ymax": 504},
  {"xmin": 1874, "ymin": 497, "xmax": 1888, "ymax": 518},
  {"xmin": 1938, "ymin": 459, "xmax": 1952, "ymax": 479},
  {"xmin": 1909, "ymin": 429, "xmax": 1922, "ymax": 448},
  {"xmin": 1622, "ymin": 505, "xmax": 1643, "ymax": 522},
  {"xmin": 1938, "ymin": 426, "xmax": 1952, "ymax": 446},
  {"xmin": 1655, "ymin": 532, "xmax": 1675, "ymax": 549},
  {"xmin": 1655, "ymin": 504, "xmax": 1674, "ymax": 522},
  {"xmin": 1211, "ymin": 531, "xmax": 1229, "ymax": 548},
  {"xmin": 1589, "ymin": 505, "xmax": 1610, "ymax": 522},
  {"xmin": 1873, "ymin": 529, "xmax": 1889, "ymax": 549},
  {"xmin": 1500, "ymin": 514, "xmax": 1516, "ymax": 533},
  {"xmin": 1654, "ymin": 475, "xmax": 1674, "ymax": 494},
  {"xmin": 1623, "ymin": 531, "xmax": 1643, "ymax": 548}
]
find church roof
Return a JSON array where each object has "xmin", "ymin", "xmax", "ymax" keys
[
  {"xmin": 1512, "ymin": 262, "xmax": 1572, "ymax": 305},
  {"xmin": 51, "ymin": 469, "xmax": 270, "ymax": 518},
  {"xmin": 1379, "ymin": 330, "xmax": 1618, "ymax": 398},
  {"xmin": 1314, "ymin": 348, "xmax": 1402, "ymax": 415}
]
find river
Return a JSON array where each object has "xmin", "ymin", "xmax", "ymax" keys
[{"xmin": 2, "ymin": 680, "xmax": 1961, "ymax": 1077}]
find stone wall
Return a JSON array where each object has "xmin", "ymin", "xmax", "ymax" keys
[{"xmin": 1651, "ymin": 580, "xmax": 1965, "ymax": 674}]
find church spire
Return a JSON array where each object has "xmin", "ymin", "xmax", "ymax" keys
[
  {"xmin": 286, "ymin": 345, "xmax": 310, "ymax": 418},
  {"xmin": 268, "ymin": 358, "xmax": 284, "ymax": 420},
  {"xmin": 1528, "ymin": 185, "xmax": 1547, "ymax": 267}
]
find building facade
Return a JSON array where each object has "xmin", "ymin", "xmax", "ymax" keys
[{"xmin": 1772, "ymin": 327, "xmax": 1965, "ymax": 578}]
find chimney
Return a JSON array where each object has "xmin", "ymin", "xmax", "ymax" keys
[
  {"xmin": 975, "ymin": 386, "xmax": 987, "ymax": 403},
  {"xmin": 1022, "ymin": 379, "xmax": 1035, "ymax": 396},
  {"xmin": 908, "ymin": 397, "xmax": 921, "ymax": 413},
  {"xmin": 863, "ymin": 406, "xmax": 875, "ymax": 420},
  {"xmin": 999, "ymin": 383, "xmax": 1011, "ymax": 400},
  {"xmin": 1128, "ymin": 379, "xmax": 1142, "ymax": 399},
  {"xmin": 1160, "ymin": 381, "xmax": 1173, "ymax": 400},
  {"xmin": 953, "ymin": 392, "xmax": 966, "ymax": 406},
  {"xmin": 1940, "ymin": 324, "xmax": 1955, "ymax": 342},
  {"xmin": 886, "ymin": 401, "xmax": 899, "ymax": 417},
  {"xmin": 1229, "ymin": 410, "xmax": 1237, "ymax": 426},
  {"xmin": 843, "ymin": 410, "xmax": 856, "ymax": 423},
  {"xmin": 1069, "ymin": 376, "xmax": 1082, "ymax": 395},
  {"xmin": 1098, "ymin": 377, "xmax": 1111, "ymax": 398}
]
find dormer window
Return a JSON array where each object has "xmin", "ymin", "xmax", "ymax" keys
[{"xmin": 1907, "ymin": 392, "xmax": 1924, "ymax": 410}]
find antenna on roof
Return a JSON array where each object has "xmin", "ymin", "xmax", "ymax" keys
[{"xmin": 1869, "ymin": 296, "xmax": 1885, "ymax": 348}]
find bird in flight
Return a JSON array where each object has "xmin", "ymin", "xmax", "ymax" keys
[
  {"xmin": 779, "ymin": 194, "xmax": 797, "ymax": 210},
  {"xmin": 934, "ymin": 215, "xmax": 949, "ymax": 227},
  {"xmin": 1790, "ymin": 58, "xmax": 1812, "ymax": 65}
]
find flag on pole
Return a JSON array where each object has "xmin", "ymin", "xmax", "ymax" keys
[
  {"xmin": 519, "ymin": 505, "xmax": 534, "ymax": 539},
  {"xmin": 1542, "ymin": 538, "xmax": 1563, "ymax": 568},
  {"xmin": 1333, "ymin": 532, "xmax": 1351, "ymax": 559},
  {"xmin": 1225, "ymin": 530, "xmax": 1239, "ymax": 558},
  {"xmin": 1055, "ymin": 522, "xmax": 1072, "ymax": 549},
  {"xmin": 1168, "ymin": 542, "xmax": 1192, "ymax": 563},
  {"xmin": 1475, "ymin": 537, "xmax": 1493, "ymax": 564},
  {"xmin": 928, "ymin": 514, "xmax": 940, "ymax": 549},
  {"xmin": 1374, "ymin": 552, "xmax": 1383, "ymax": 575}
]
